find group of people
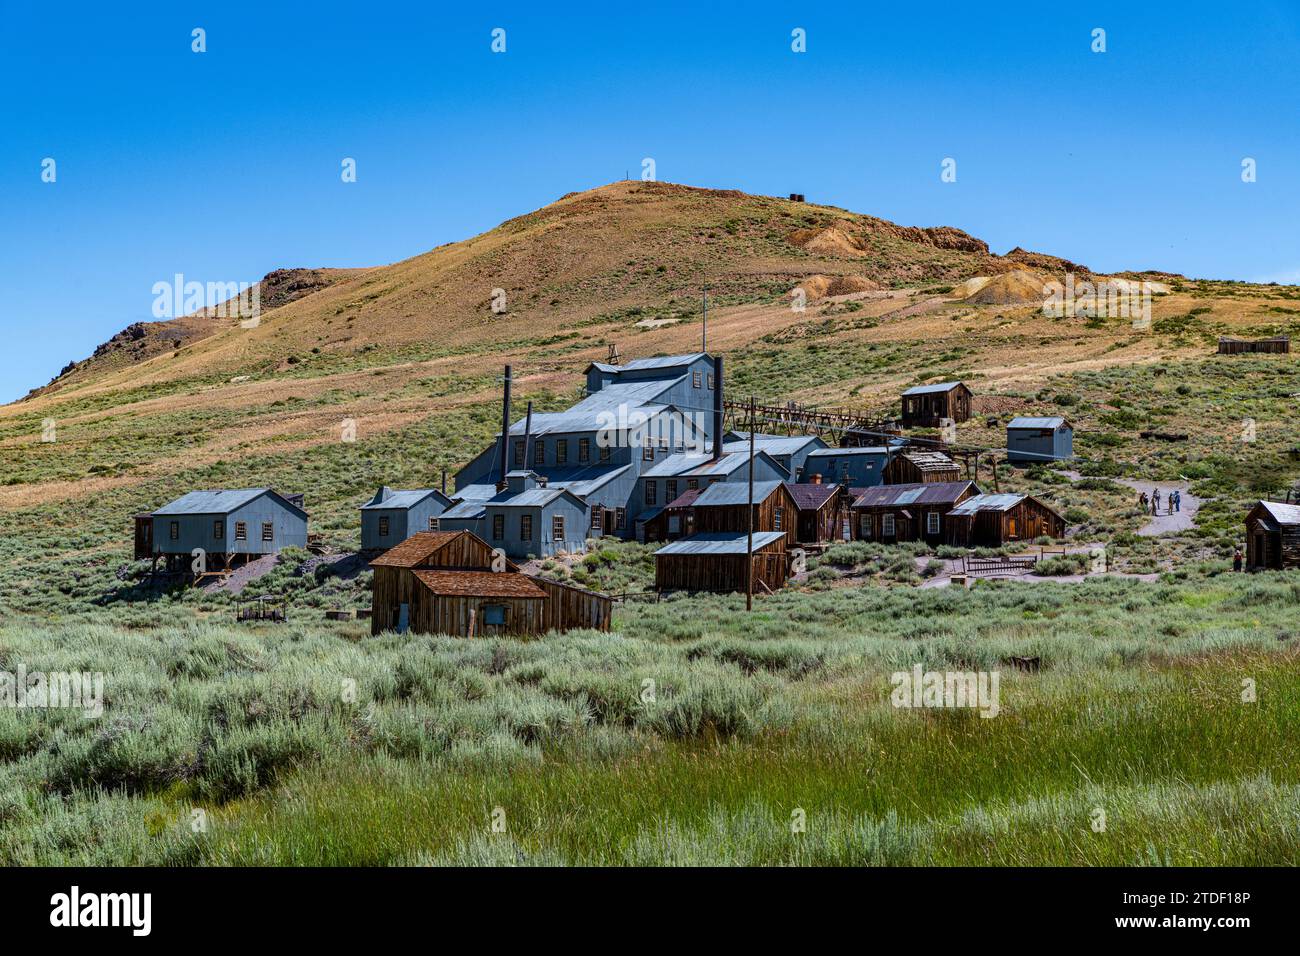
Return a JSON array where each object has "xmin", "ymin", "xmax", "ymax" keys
[{"xmin": 1137, "ymin": 488, "xmax": 1181, "ymax": 516}]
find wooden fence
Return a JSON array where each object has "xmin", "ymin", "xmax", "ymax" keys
[{"xmin": 962, "ymin": 554, "xmax": 1039, "ymax": 576}]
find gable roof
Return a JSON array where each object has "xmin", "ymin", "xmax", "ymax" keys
[
  {"xmin": 411, "ymin": 570, "xmax": 546, "ymax": 599},
  {"xmin": 902, "ymin": 381, "xmax": 969, "ymax": 396},
  {"xmin": 1007, "ymin": 416, "xmax": 1068, "ymax": 430},
  {"xmin": 656, "ymin": 531, "xmax": 786, "ymax": 556},
  {"xmin": 805, "ymin": 446, "xmax": 890, "ymax": 459},
  {"xmin": 949, "ymin": 493, "xmax": 1032, "ymax": 516},
  {"xmin": 587, "ymin": 353, "xmax": 708, "ymax": 374},
  {"xmin": 722, "ymin": 434, "xmax": 826, "ymax": 457},
  {"xmin": 663, "ymin": 488, "xmax": 705, "ymax": 510},
  {"xmin": 361, "ymin": 487, "xmax": 453, "ymax": 511},
  {"xmin": 641, "ymin": 449, "xmax": 784, "ymax": 479},
  {"xmin": 853, "ymin": 481, "xmax": 978, "ymax": 508},
  {"xmin": 441, "ymin": 499, "xmax": 488, "ymax": 520},
  {"xmin": 1255, "ymin": 500, "xmax": 1300, "ymax": 526},
  {"xmin": 691, "ymin": 480, "xmax": 785, "ymax": 508},
  {"xmin": 369, "ymin": 531, "xmax": 471, "ymax": 568},
  {"xmin": 785, "ymin": 482, "xmax": 841, "ymax": 510},
  {"xmin": 892, "ymin": 451, "xmax": 960, "ymax": 473},
  {"xmin": 153, "ymin": 488, "xmax": 307, "ymax": 519}
]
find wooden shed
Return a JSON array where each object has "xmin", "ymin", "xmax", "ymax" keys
[
  {"xmin": 944, "ymin": 493, "xmax": 1065, "ymax": 547},
  {"xmin": 1245, "ymin": 500, "xmax": 1300, "ymax": 571},
  {"xmin": 785, "ymin": 482, "xmax": 852, "ymax": 543},
  {"xmin": 883, "ymin": 450, "xmax": 962, "ymax": 485},
  {"xmin": 900, "ymin": 381, "xmax": 973, "ymax": 427},
  {"xmin": 655, "ymin": 531, "xmax": 789, "ymax": 594},
  {"xmin": 852, "ymin": 481, "xmax": 979, "ymax": 545},
  {"xmin": 1218, "ymin": 337, "xmax": 1289, "ymax": 355},
  {"xmin": 684, "ymin": 480, "xmax": 799, "ymax": 547},
  {"xmin": 368, "ymin": 530, "xmax": 610, "ymax": 636}
]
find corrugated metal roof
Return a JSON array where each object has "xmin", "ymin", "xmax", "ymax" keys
[
  {"xmin": 948, "ymin": 493, "xmax": 1028, "ymax": 516},
  {"xmin": 656, "ymin": 531, "xmax": 786, "ymax": 555},
  {"xmin": 411, "ymin": 570, "xmax": 546, "ymax": 599},
  {"xmin": 785, "ymin": 482, "xmax": 840, "ymax": 510},
  {"xmin": 806, "ymin": 447, "xmax": 889, "ymax": 458},
  {"xmin": 489, "ymin": 488, "xmax": 567, "ymax": 508},
  {"xmin": 853, "ymin": 481, "xmax": 976, "ymax": 508},
  {"xmin": 506, "ymin": 378, "xmax": 683, "ymax": 436},
  {"xmin": 896, "ymin": 451, "xmax": 960, "ymax": 472},
  {"xmin": 641, "ymin": 451, "xmax": 755, "ymax": 478},
  {"xmin": 441, "ymin": 499, "xmax": 488, "ymax": 519},
  {"xmin": 902, "ymin": 381, "xmax": 966, "ymax": 396},
  {"xmin": 369, "ymin": 531, "xmax": 468, "ymax": 567},
  {"xmin": 611, "ymin": 353, "xmax": 707, "ymax": 371},
  {"xmin": 153, "ymin": 488, "xmax": 301, "ymax": 516},
  {"xmin": 1259, "ymin": 500, "xmax": 1300, "ymax": 525},
  {"xmin": 1008, "ymin": 416, "xmax": 1067, "ymax": 429},
  {"xmin": 723, "ymin": 434, "xmax": 824, "ymax": 456},
  {"xmin": 692, "ymin": 480, "xmax": 784, "ymax": 507},
  {"xmin": 663, "ymin": 488, "xmax": 704, "ymax": 509},
  {"xmin": 361, "ymin": 488, "xmax": 450, "ymax": 510},
  {"xmin": 542, "ymin": 464, "xmax": 633, "ymax": 497}
]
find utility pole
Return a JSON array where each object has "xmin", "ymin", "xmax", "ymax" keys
[
  {"xmin": 701, "ymin": 284, "xmax": 708, "ymax": 353},
  {"xmin": 746, "ymin": 395, "xmax": 755, "ymax": 612}
]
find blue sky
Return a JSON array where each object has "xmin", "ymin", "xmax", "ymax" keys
[{"xmin": 3, "ymin": 1, "xmax": 1299, "ymax": 403}]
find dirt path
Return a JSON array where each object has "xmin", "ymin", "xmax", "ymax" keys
[{"xmin": 1110, "ymin": 478, "xmax": 1200, "ymax": 536}]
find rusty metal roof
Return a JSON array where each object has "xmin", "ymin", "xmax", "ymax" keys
[
  {"xmin": 691, "ymin": 480, "xmax": 784, "ymax": 507},
  {"xmin": 657, "ymin": 531, "xmax": 786, "ymax": 555},
  {"xmin": 411, "ymin": 570, "xmax": 547, "ymax": 599},
  {"xmin": 853, "ymin": 481, "xmax": 977, "ymax": 508},
  {"xmin": 785, "ymin": 482, "xmax": 840, "ymax": 510},
  {"xmin": 369, "ymin": 531, "xmax": 469, "ymax": 568},
  {"xmin": 895, "ymin": 451, "xmax": 960, "ymax": 473},
  {"xmin": 902, "ymin": 381, "xmax": 968, "ymax": 396}
]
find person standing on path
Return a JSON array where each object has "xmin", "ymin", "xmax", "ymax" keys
[
  {"xmin": 1152, "ymin": 488, "xmax": 1161, "ymax": 515},
  {"xmin": 1234, "ymin": 548, "xmax": 1243, "ymax": 572},
  {"xmin": 1173, "ymin": 490, "xmax": 1181, "ymax": 513}
]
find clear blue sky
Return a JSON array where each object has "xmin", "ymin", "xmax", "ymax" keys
[{"xmin": 3, "ymin": 1, "xmax": 1298, "ymax": 403}]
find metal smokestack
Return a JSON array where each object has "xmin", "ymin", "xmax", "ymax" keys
[
  {"xmin": 498, "ymin": 365, "xmax": 512, "ymax": 489},
  {"xmin": 712, "ymin": 355, "xmax": 724, "ymax": 460},
  {"xmin": 522, "ymin": 402, "xmax": 534, "ymax": 473}
]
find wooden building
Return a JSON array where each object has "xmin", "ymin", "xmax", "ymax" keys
[
  {"xmin": 369, "ymin": 530, "xmax": 610, "ymax": 636},
  {"xmin": 1218, "ymin": 337, "xmax": 1290, "ymax": 355},
  {"xmin": 900, "ymin": 381, "xmax": 973, "ymax": 427},
  {"xmin": 1244, "ymin": 500, "xmax": 1300, "ymax": 571},
  {"xmin": 851, "ymin": 481, "xmax": 978, "ymax": 545},
  {"xmin": 883, "ymin": 450, "xmax": 962, "ymax": 485},
  {"xmin": 785, "ymin": 482, "xmax": 852, "ymax": 544},
  {"xmin": 137, "ymin": 488, "xmax": 308, "ymax": 573},
  {"xmin": 685, "ymin": 480, "xmax": 798, "ymax": 545},
  {"xmin": 1005, "ymin": 417, "xmax": 1074, "ymax": 464},
  {"xmin": 944, "ymin": 493, "xmax": 1065, "ymax": 547},
  {"xmin": 655, "ymin": 531, "xmax": 789, "ymax": 594}
]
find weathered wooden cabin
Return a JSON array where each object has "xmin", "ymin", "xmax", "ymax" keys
[
  {"xmin": 883, "ymin": 450, "xmax": 962, "ymax": 485},
  {"xmin": 1005, "ymin": 417, "xmax": 1074, "ymax": 464},
  {"xmin": 640, "ymin": 488, "xmax": 702, "ymax": 542},
  {"xmin": 1218, "ymin": 337, "xmax": 1289, "ymax": 355},
  {"xmin": 137, "ymin": 488, "xmax": 308, "ymax": 573},
  {"xmin": 944, "ymin": 493, "xmax": 1065, "ymax": 547},
  {"xmin": 683, "ymin": 480, "xmax": 798, "ymax": 546},
  {"xmin": 654, "ymin": 531, "xmax": 789, "ymax": 594},
  {"xmin": 1244, "ymin": 501, "xmax": 1300, "ymax": 571},
  {"xmin": 360, "ymin": 486, "xmax": 455, "ymax": 552},
  {"xmin": 900, "ymin": 381, "xmax": 973, "ymax": 427},
  {"xmin": 851, "ymin": 481, "xmax": 978, "ymax": 545},
  {"xmin": 369, "ymin": 530, "xmax": 611, "ymax": 636},
  {"xmin": 786, "ymin": 482, "xmax": 851, "ymax": 543}
]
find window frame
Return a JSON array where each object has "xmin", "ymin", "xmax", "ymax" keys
[
  {"xmin": 926, "ymin": 512, "xmax": 940, "ymax": 535},
  {"xmin": 235, "ymin": 521, "xmax": 247, "ymax": 541},
  {"xmin": 645, "ymin": 481, "xmax": 657, "ymax": 506},
  {"xmin": 520, "ymin": 514, "xmax": 533, "ymax": 541},
  {"xmin": 882, "ymin": 513, "xmax": 895, "ymax": 537},
  {"xmin": 213, "ymin": 520, "xmax": 224, "ymax": 540},
  {"xmin": 556, "ymin": 439, "xmax": 568, "ymax": 464},
  {"xmin": 578, "ymin": 437, "xmax": 590, "ymax": 463},
  {"xmin": 551, "ymin": 514, "xmax": 564, "ymax": 541},
  {"xmin": 492, "ymin": 514, "xmax": 505, "ymax": 540},
  {"xmin": 378, "ymin": 516, "xmax": 390, "ymax": 537},
  {"xmin": 169, "ymin": 521, "xmax": 179, "ymax": 541},
  {"xmin": 261, "ymin": 522, "xmax": 274, "ymax": 543}
]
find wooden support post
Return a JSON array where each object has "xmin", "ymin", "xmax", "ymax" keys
[{"xmin": 747, "ymin": 396, "xmax": 755, "ymax": 612}]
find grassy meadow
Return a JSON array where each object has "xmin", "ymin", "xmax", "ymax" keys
[{"xmin": 1, "ymin": 573, "xmax": 1297, "ymax": 865}]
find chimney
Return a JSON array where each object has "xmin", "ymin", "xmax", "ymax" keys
[
  {"xmin": 712, "ymin": 355, "xmax": 724, "ymax": 460},
  {"xmin": 497, "ymin": 365, "xmax": 512, "ymax": 490},
  {"xmin": 440, "ymin": 469, "xmax": 446, "ymax": 494},
  {"xmin": 522, "ymin": 401, "xmax": 534, "ymax": 472}
]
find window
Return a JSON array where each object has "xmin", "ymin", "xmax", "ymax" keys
[
  {"xmin": 534, "ymin": 440, "xmax": 545, "ymax": 466},
  {"xmin": 882, "ymin": 514, "xmax": 895, "ymax": 536},
  {"xmin": 428, "ymin": 517, "xmax": 439, "ymax": 531},
  {"xmin": 668, "ymin": 515, "xmax": 680, "ymax": 534},
  {"xmin": 235, "ymin": 521, "xmax": 247, "ymax": 541},
  {"xmin": 666, "ymin": 479, "xmax": 678, "ymax": 503},
  {"xmin": 615, "ymin": 507, "xmax": 626, "ymax": 531},
  {"xmin": 551, "ymin": 515, "xmax": 564, "ymax": 541},
  {"xmin": 493, "ymin": 514, "xmax": 505, "ymax": 540},
  {"xmin": 379, "ymin": 516, "xmax": 390, "ymax": 537},
  {"xmin": 645, "ymin": 481, "xmax": 657, "ymax": 506},
  {"xmin": 599, "ymin": 445, "xmax": 610, "ymax": 463},
  {"xmin": 774, "ymin": 506, "xmax": 784, "ymax": 532},
  {"xmin": 520, "ymin": 515, "xmax": 532, "ymax": 540},
  {"xmin": 860, "ymin": 515, "xmax": 872, "ymax": 539},
  {"xmin": 556, "ymin": 439, "xmax": 568, "ymax": 464},
  {"xmin": 642, "ymin": 443, "xmax": 655, "ymax": 461},
  {"xmin": 514, "ymin": 441, "xmax": 525, "ymax": 467},
  {"xmin": 692, "ymin": 371, "xmax": 702, "ymax": 388},
  {"xmin": 591, "ymin": 510, "xmax": 603, "ymax": 532},
  {"xmin": 483, "ymin": 604, "xmax": 506, "ymax": 626},
  {"xmin": 927, "ymin": 512, "xmax": 940, "ymax": 535},
  {"xmin": 579, "ymin": 438, "xmax": 590, "ymax": 463},
  {"xmin": 707, "ymin": 374, "xmax": 715, "ymax": 390},
  {"xmin": 169, "ymin": 521, "xmax": 179, "ymax": 541},
  {"xmin": 213, "ymin": 520, "xmax": 224, "ymax": 540},
  {"xmin": 687, "ymin": 478, "xmax": 699, "ymax": 491},
  {"xmin": 261, "ymin": 522, "xmax": 274, "ymax": 542}
]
